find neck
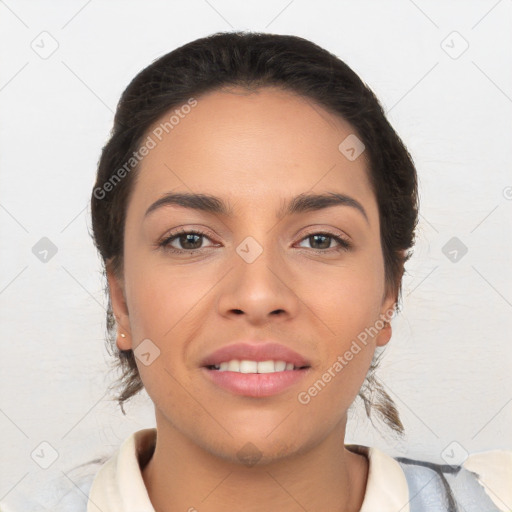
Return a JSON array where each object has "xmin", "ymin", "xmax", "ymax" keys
[{"xmin": 142, "ymin": 412, "xmax": 368, "ymax": 512}]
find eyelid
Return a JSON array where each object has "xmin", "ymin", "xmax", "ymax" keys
[
  {"xmin": 158, "ymin": 223, "xmax": 216, "ymax": 239},
  {"xmin": 158, "ymin": 226, "xmax": 217, "ymax": 249},
  {"xmin": 296, "ymin": 224, "xmax": 353, "ymax": 243},
  {"xmin": 298, "ymin": 225, "xmax": 351, "ymax": 241}
]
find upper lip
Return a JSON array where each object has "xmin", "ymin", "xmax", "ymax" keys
[{"xmin": 201, "ymin": 342, "xmax": 311, "ymax": 368}]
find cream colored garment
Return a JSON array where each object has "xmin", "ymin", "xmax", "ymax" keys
[{"xmin": 86, "ymin": 428, "xmax": 511, "ymax": 512}]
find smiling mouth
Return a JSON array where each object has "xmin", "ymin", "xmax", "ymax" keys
[
  {"xmin": 202, "ymin": 361, "xmax": 311, "ymax": 398},
  {"xmin": 205, "ymin": 359, "xmax": 310, "ymax": 373}
]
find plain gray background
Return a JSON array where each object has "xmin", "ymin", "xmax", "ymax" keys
[{"xmin": 1, "ymin": 0, "xmax": 511, "ymax": 506}]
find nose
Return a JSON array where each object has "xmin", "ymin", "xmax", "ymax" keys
[{"xmin": 216, "ymin": 238, "xmax": 300, "ymax": 326}]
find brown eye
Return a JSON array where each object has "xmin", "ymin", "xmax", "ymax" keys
[
  {"xmin": 308, "ymin": 234, "xmax": 332, "ymax": 250},
  {"xmin": 159, "ymin": 229, "xmax": 215, "ymax": 253},
  {"xmin": 173, "ymin": 233, "xmax": 204, "ymax": 250},
  {"xmin": 297, "ymin": 232, "xmax": 352, "ymax": 252}
]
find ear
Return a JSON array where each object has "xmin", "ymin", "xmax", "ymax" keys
[
  {"xmin": 375, "ymin": 291, "xmax": 396, "ymax": 347},
  {"xmin": 375, "ymin": 254, "xmax": 404, "ymax": 347},
  {"xmin": 106, "ymin": 262, "xmax": 132, "ymax": 351}
]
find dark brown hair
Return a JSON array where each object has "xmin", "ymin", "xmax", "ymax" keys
[{"xmin": 91, "ymin": 31, "xmax": 418, "ymax": 434}]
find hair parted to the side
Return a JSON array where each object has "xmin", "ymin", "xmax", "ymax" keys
[{"xmin": 90, "ymin": 31, "xmax": 418, "ymax": 434}]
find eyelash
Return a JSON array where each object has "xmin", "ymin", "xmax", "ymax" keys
[{"xmin": 158, "ymin": 228, "xmax": 353, "ymax": 255}]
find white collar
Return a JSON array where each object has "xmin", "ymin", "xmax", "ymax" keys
[{"xmin": 87, "ymin": 428, "xmax": 411, "ymax": 512}]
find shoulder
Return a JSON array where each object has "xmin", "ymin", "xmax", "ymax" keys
[
  {"xmin": 0, "ymin": 430, "xmax": 156, "ymax": 512},
  {"xmin": 349, "ymin": 443, "xmax": 512, "ymax": 512},
  {"xmin": 394, "ymin": 449, "xmax": 512, "ymax": 512}
]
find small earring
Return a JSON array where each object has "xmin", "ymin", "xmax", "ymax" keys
[{"xmin": 120, "ymin": 333, "xmax": 126, "ymax": 338}]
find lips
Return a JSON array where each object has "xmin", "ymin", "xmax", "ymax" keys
[
  {"xmin": 200, "ymin": 342, "xmax": 312, "ymax": 397},
  {"xmin": 200, "ymin": 342, "xmax": 311, "ymax": 369}
]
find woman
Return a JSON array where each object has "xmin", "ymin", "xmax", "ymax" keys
[{"xmin": 8, "ymin": 30, "xmax": 510, "ymax": 512}]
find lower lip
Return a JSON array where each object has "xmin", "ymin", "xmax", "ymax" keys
[{"xmin": 202, "ymin": 368, "xmax": 310, "ymax": 398}]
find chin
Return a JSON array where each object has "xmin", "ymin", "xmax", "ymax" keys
[
  {"xmin": 209, "ymin": 436, "xmax": 301, "ymax": 468},
  {"xmin": 193, "ymin": 422, "xmax": 319, "ymax": 469}
]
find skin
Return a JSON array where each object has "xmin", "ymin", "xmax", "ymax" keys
[{"xmin": 108, "ymin": 86, "xmax": 400, "ymax": 512}]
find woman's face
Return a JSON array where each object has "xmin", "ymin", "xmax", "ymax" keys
[{"xmin": 110, "ymin": 86, "xmax": 396, "ymax": 463}]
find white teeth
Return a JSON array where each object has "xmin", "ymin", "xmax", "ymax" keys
[
  {"xmin": 239, "ymin": 360, "xmax": 258, "ymax": 373},
  {"xmin": 274, "ymin": 361, "xmax": 287, "ymax": 372},
  {"xmin": 257, "ymin": 360, "xmax": 276, "ymax": 374},
  {"xmin": 227, "ymin": 360, "xmax": 240, "ymax": 371},
  {"xmin": 212, "ymin": 359, "xmax": 300, "ymax": 373}
]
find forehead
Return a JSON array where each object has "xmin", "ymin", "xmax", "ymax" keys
[{"xmin": 131, "ymin": 86, "xmax": 376, "ymax": 219}]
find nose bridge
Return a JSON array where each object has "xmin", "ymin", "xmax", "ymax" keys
[
  {"xmin": 237, "ymin": 233, "xmax": 282, "ymax": 287},
  {"xmin": 217, "ymin": 230, "xmax": 298, "ymax": 321}
]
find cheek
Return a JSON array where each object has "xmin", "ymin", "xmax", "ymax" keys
[
  {"xmin": 125, "ymin": 258, "xmax": 208, "ymax": 339},
  {"xmin": 306, "ymin": 255, "xmax": 385, "ymax": 339},
  {"xmin": 297, "ymin": 256, "xmax": 385, "ymax": 395},
  {"xmin": 297, "ymin": 344, "xmax": 374, "ymax": 420},
  {"xmin": 295, "ymin": 276, "xmax": 379, "ymax": 422},
  {"xmin": 123, "ymin": 258, "xmax": 219, "ymax": 398},
  {"xmin": 123, "ymin": 263, "xmax": 204, "ymax": 402}
]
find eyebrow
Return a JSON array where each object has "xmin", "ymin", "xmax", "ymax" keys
[{"xmin": 144, "ymin": 191, "xmax": 369, "ymax": 224}]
